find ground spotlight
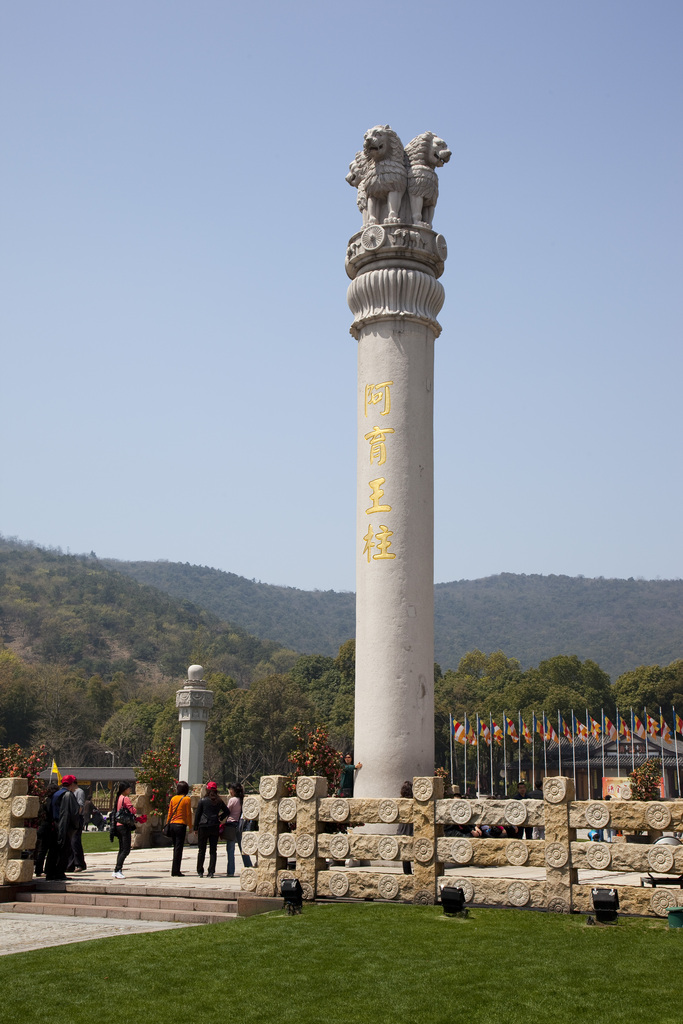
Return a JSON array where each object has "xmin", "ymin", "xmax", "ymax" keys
[
  {"xmin": 281, "ymin": 878, "xmax": 304, "ymax": 915},
  {"xmin": 589, "ymin": 888, "xmax": 619, "ymax": 925},
  {"xmin": 440, "ymin": 885, "xmax": 468, "ymax": 917}
]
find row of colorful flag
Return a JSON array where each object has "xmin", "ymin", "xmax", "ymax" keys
[{"xmin": 451, "ymin": 709, "xmax": 683, "ymax": 748}]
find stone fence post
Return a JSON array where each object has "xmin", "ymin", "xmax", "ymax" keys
[
  {"xmin": 0, "ymin": 778, "xmax": 39, "ymax": 885},
  {"xmin": 542, "ymin": 776, "xmax": 576, "ymax": 914},
  {"xmin": 412, "ymin": 775, "xmax": 444, "ymax": 904}
]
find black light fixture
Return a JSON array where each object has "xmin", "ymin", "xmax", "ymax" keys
[
  {"xmin": 589, "ymin": 887, "xmax": 619, "ymax": 925},
  {"xmin": 281, "ymin": 878, "xmax": 304, "ymax": 915},
  {"xmin": 440, "ymin": 885, "xmax": 468, "ymax": 917}
]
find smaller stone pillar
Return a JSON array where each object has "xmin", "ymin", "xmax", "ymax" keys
[
  {"xmin": 176, "ymin": 664, "xmax": 214, "ymax": 786},
  {"xmin": 411, "ymin": 775, "xmax": 444, "ymax": 904},
  {"xmin": 542, "ymin": 776, "xmax": 576, "ymax": 914}
]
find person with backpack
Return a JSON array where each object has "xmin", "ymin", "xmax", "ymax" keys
[
  {"xmin": 193, "ymin": 781, "xmax": 228, "ymax": 878},
  {"xmin": 110, "ymin": 782, "xmax": 137, "ymax": 879}
]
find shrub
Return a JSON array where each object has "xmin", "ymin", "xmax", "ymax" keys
[
  {"xmin": 628, "ymin": 757, "xmax": 663, "ymax": 801},
  {"xmin": 135, "ymin": 737, "xmax": 180, "ymax": 816}
]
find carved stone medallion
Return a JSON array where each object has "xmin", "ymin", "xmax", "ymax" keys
[
  {"xmin": 619, "ymin": 784, "xmax": 632, "ymax": 800},
  {"xmin": 301, "ymin": 881, "xmax": 315, "ymax": 901},
  {"xmin": 4, "ymin": 860, "xmax": 24, "ymax": 883},
  {"xmin": 0, "ymin": 780, "xmax": 14, "ymax": 800},
  {"xmin": 451, "ymin": 838, "xmax": 473, "ymax": 865},
  {"xmin": 457, "ymin": 879, "xmax": 474, "ymax": 903},
  {"xmin": 547, "ymin": 897, "xmax": 570, "ymax": 914},
  {"xmin": 505, "ymin": 802, "xmax": 527, "ymax": 826},
  {"xmin": 277, "ymin": 833, "xmax": 297, "ymax": 859},
  {"xmin": 543, "ymin": 779, "xmax": 567, "ymax": 804},
  {"xmin": 11, "ymin": 796, "xmax": 37, "ymax": 818},
  {"xmin": 507, "ymin": 881, "xmax": 530, "ymax": 907},
  {"xmin": 435, "ymin": 234, "xmax": 448, "ymax": 260},
  {"xmin": 413, "ymin": 838, "xmax": 434, "ymax": 863},
  {"xmin": 505, "ymin": 841, "xmax": 529, "ymax": 866},
  {"xmin": 361, "ymin": 225, "xmax": 385, "ymax": 251},
  {"xmin": 256, "ymin": 881, "xmax": 275, "ymax": 898},
  {"xmin": 378, "ymin": 799, "xmax": 399, "ymax": 823},
  {"xmin": 295, "ymin": 833, "xmax": 316, "ymax": 859},
  {"xmin": 377, "ymin": 836, "xmax": 399, "ymax": 860},
  {"xmin": 259, "ymin": 777, "xmax": 278, "ymax": 801},
  {"xmin": 241, "ymin": 832, "xmax": 259, "ymax": 856},
  {"xmin": 584, "ymin": 802, "xmax": 610, "ymax": 828},
  {"xmin": 329, "ymin": 872, "xmax": 349, "ymax": 897},
  {"xmin": 450, "ymin": 800, "xmax": 473, "ymax": 825},
  {"xmin": 412, "ymin": 777, "xmax": 434, "ymax": 802},
  {"xmin": 257, "ymin": 832, "xmax": 277, "ymax": 857},
  {"xmin": 9, "ymin": 827, "xmax": 35, "ymax": 850},
  {"xmin": 239, "ymin": 867, "xmax": 258, "ymax": 891},
  {"xmin": 648, "ymin": 845, "xmax": 674, "ymax": 873},
  {"xmin": 378, "ymin": 875, "xmax": 400, "ymax": 900},
  {"xmin": 330, "ymin": 798, "xmax": 350, "ymax": 822},
  {"xmin": 329, "ymin": 833, "xmax": 350, "ymax": 860},
  {"xmin": 278, "ymin": 798, "xmax": 297, "ymax": 822},
  {"xmin": 242, "ymin": 796, "xmax": 260, "ymax": 820},
  {"xmin": 0, "ymin": 829, "xmax": 7, "ymax": 850},
  {"xmin": 413, "ymin": 889, "xmax": 435, "ymax": 905},
  {"xmin": 651, "ymin": 889, "xmax": 674, "ymax": 917},
  {"xmin": 296, "ymin": 777, "xmax": 316, "ymax": 801},
  {"xmin": 646, "ymin": 803, "xmax": 672, "ymax": 830},
  {"xmin": 586, "ymin": 843, "xmax": 612, "ymax": 870},
  {"xmin": 545, "ymin": 842, "xmax": 569, "ymax": 868}
]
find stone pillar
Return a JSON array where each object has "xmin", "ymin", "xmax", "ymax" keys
[
  {"xmin": 176, "ymin": 664, "xmax": 213, "ymax": 786},
  {"xmin": 542, "ymin": 776, "xmax": 577, "ymax": 914},
  {"xmin": 345, "ymin": 127, "xmax": 451, "ymax": 798}
]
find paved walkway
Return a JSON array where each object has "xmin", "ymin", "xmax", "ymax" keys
[{"xmin": 0, "ymin": 913, "xmax": 189, "ymax": 956}]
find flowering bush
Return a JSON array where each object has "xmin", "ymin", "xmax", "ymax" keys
[
  {"xmin": 0, "ymin": 743, "xmax": 50, "ymax": 797},
  {"xmin": 135, "ymin": 738, "xmax": 180, "ymax": 817},
  {"xmin": 286, "ymin": 724, "xmax": 342, "ymax": 796},
  {"xmin": 629, "ymin": 757, "xmax": 663, "ymax": 801}
]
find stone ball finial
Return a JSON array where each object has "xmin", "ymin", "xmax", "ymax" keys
[{"xmin": 187, "ymin": 664, "xmax": 204, "ymax": 682}]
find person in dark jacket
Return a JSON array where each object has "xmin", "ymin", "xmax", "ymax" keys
[
  {"xmin": 194, "ymin": 782, "xmax": 228, "ymax": 878},
  {"xmin": 397, "ymin": 781, "xmax": 414, "ymax": 875},
  {"xmin": 34, "ymin": 783, "xmax": 59, "ymax": 877},
  {"xmin": 337, "ymin": 753, "xmax": 362, "ymax": 797},
  {"xmin": 45, "ymin": 775, "xmax": 80, "ymax": 880}
]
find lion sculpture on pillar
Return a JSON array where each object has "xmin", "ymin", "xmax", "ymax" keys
[
  {"xmin": 346, "ymin": 150, "xmax": 370, "ymax": 225},
  {"xmin": 360, "ymin": 125, "xmax": 407, "ymax": 225},
  {"xmin": 404, "ymin": 132, "xmax": 451, "ymax": 228}
]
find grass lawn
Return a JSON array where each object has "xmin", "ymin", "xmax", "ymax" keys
[
  {"xmin": 0, "ymin": 904, "xmax": 679, "ymax": 1024},
  {"xmin": 81, "ymin": 831, "xmax": 116, "ymax": 854}
]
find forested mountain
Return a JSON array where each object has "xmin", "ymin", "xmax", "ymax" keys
[
  {"xmin": 105, "ymin": 557, "xmax": 683, "ymax": 680},
  {"xmin": 0, "ymin": 539, "xmax": 298, "ymax": 685}
]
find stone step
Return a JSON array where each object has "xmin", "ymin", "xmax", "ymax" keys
[
  {"xmin": 0, "ymin": 900, "xmax": 236, "ymax": 925},
  {"xmin": 14, "ymin": 891, "xmax": 237, "ymax": 914}
]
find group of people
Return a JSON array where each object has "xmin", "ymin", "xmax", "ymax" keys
[
  {"xmin": 35, "ymin": 775, "xmax": 89, "ymax": 880},
  {"xmin": 163, "ymin": 780, "xmax": 252, "ymax": 878}
]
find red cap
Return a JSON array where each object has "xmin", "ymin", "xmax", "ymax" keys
[
  {"xmin": 206, "ymin": 781, "xmax": 218, "ymax": 790},
  {"xmin": 61, "ymin": 775, "xmax": 77, "ymax": 786}
]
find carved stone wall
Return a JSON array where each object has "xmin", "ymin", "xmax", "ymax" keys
[{"xmin": 244, "ymin": 775, "xmax": 683, "ymax": 917}]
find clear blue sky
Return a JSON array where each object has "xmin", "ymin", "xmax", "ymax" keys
[{"xmin": 2, "ymin": 1, "xmax": 681, "ymax": 591}]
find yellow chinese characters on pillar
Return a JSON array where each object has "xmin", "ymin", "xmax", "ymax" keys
[
  {"xmin": 364, "ymin": 425, "xmax": 394, "ymax": 466},
  {"xmin": 365, "ymin": 381, "xmax": 393, "ymax": 417},
  {"xmin": 363, "ymin": 524, "xmax": 395, "ymax": 561},
  {"xmin": 366, "ymin": 478, "xmax": 392, "ymax": 515}
]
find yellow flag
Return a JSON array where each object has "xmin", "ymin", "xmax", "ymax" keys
[{"xmin": 51, "ymin": 760, "xmax": 61, "ymax": 783}]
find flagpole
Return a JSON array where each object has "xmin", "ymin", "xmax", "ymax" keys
[
  {"xmin": 476, "ymin": 713, "xmax": 480, "ymax": 796},
  {"xmin": 502, "ymin": 711, "xmax": 508, "ymax": 796},
  {"xmin": 464, "ymin": 719, "xmax": 468, "ymax": 797},
  {"xmin": 600, "ymin": 708, "xmax": 605, "ymax": 793},
  {"xmin": 672, "ymin": 705, "xmax": 681, "ymax": 798},
  {"xmin": 543, "ymin": 713, "xmax": 548, "ymax": 778},
  {"xmin": 518, "ymin": 711, "xmax": 522, "ymax": 782},
  {"xmin": 630, "ymin": 708, "xmax": 635, "ymax": 773},
  {"xmin": 615, "ymin": 709, "xmax": 621, "ymax": 778},
  {"xmin": 571, "ymin": 710, "xmax": 577, "ymax": 792},
  {"xmin": 644, "ymin": 707, "xmax": 649, "ymax": 759},
  {"xmin": 449, "ymin": 713, "xmax": 454, "ymax": 786},
  {"xmin": 489, "ymin": 712, "xmax": 494, "ymax": 796},
  {"xmin": 532, "ymin": 714, "xmax": 536, "ymax": 788},
  {"xmin": 585, "ymin": 708, "xmax": 591, "ymax": 799},
  {"xmin": 557, "ymin": 710, "xmax": 562, "ymax": 777}
]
